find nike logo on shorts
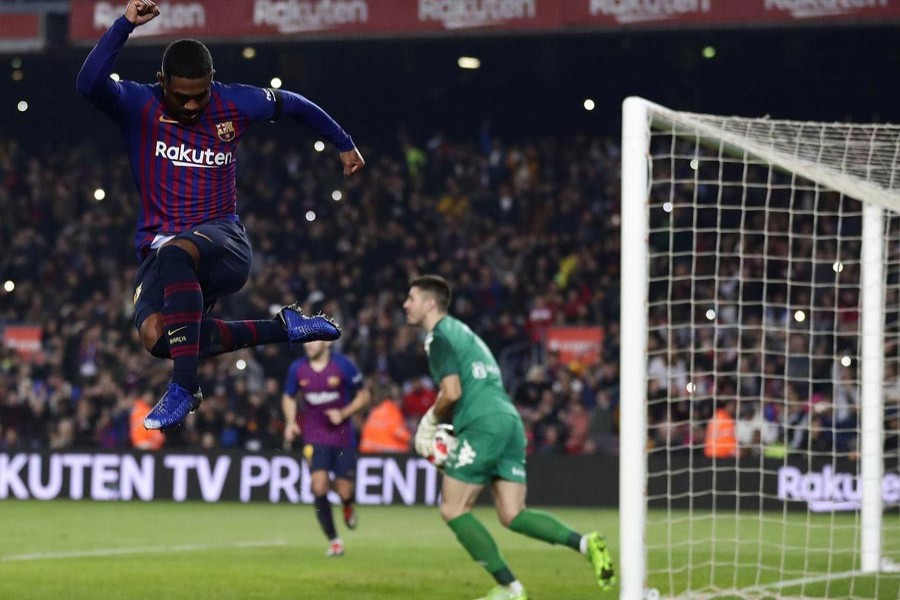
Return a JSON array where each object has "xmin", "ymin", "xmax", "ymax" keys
[{"xmin": 167, "ymin": 326, "xmax": 188, "ymax": 336}]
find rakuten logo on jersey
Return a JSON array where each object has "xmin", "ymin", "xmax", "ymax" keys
[
  {"xmin": 589, "ymin": 0, "xmax": 712, "ymax": 24},
  {"xmin": 155, "ymin": 142, "xmax": 234, "ymax": 168},
  {"xmin": 778, "ymin": 465, "xmax": 900, "ymax": 512},
  {"xmin": 764, "ymin": 0, "xmax": 888, "ymax": 20},
  {"xmin": 93, "ymin": 1, "xmax": 205, "ymax": 35},
  {"xmin": 253, "ymin": 0, "xmax": 369, "ymax": 33},
  {"xmin": 419, "ymin": 0, "xmax": 536, "ymax": 30},
  {"xmin": 305, "ymin": 391, "xmax": 341, "ymax": 405}
]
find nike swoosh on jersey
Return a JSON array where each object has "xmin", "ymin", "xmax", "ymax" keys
[
  {"xmin": 159, "ymin": 115, "xmax": 180, "ymax": 124},
  {"xmin": 167, "ymin": 326, "xmax": 188, "ymax": 336}
]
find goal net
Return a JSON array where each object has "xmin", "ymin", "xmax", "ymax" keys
[{"xmin": 619, "ymin": 97, "xmax": 900, "ymax": 600}]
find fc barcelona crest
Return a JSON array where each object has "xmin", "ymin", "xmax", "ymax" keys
[
  {"xmin": 327, "ymin": 376, "xmax": 341, "ymax": 389},
  {"xmin": 216, "ymin": 121, "xmax": 235, "ymax": 142}
]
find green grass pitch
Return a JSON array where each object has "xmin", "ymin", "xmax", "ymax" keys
[
  {"xmin": 1, "ymin": 502, "xmax": 898, "ymax": 599},
  {"xmin": 0, "ymin": 502, "xmax": 611, "ymax": 600}
]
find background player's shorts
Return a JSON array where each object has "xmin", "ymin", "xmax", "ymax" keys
[
  {"xmin": 133, "ymin": 219, "xmax": 252, "ymax": 329},
  {"xmin": 304, "ymin": 443, "xmax": 357, "ymax": 480},
  {"xmin": 444, "ymin": 413, "xmax": 527, "ymax": 485}
]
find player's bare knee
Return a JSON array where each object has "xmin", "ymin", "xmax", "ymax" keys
[
  {"xmin": 498, "ymin": 507, "xmax": 522, "ymax": 528},
  {"xmin": 439, "ymin": 501, "xmax": 465, "ymax": 523}
]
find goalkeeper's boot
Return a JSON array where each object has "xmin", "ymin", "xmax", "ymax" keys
[
  {"xmin": 473, "ymin": 585, "xmax": 528, "ymax": 600},
  {"xmin": 144, "ymin": 382, "xmax": 202, "ymax": 430},
  {"xmin": 343, "ymin": 504, "xmax": 358, "ymax": 530},
  {"xmin": 325, "ymin": 538, "xmax": 344, "ymax": 558},
  {"xmin": 586, "ymin": 532, "xmax": 616, "ymax": 591},
  {"xmin": 278, "ymin": 303, "xmax": 341, "ymax": 343}
]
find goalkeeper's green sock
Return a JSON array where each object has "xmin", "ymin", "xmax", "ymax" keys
[
  {"xmin": 509, "ymin": 509, "xmax": 583, "ymax": 551},
  {"xmin": 447, "ymin": 513, "xmax": 516, "ymax": 584}
]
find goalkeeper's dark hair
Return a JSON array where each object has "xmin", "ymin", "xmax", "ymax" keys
[
  {"xmin": 161, "ymin": 39, "xmax": 213, "ymax": 81},
  {"xmin": 410, "ymin": 274, "xmax": 451, "ymax": 313}
]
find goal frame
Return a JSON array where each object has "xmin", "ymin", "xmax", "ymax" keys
[{"xmin": 618, "ymin": 96, "xmax": 886, "ymax": 600}]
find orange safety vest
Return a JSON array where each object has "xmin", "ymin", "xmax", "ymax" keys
[
  {"xmin": 130, "ymin": 398, "xmax": 165, "ymax": 450},
  {"xmin": 359, "ymin": 400, "xmax": 411, "ymax": 454},
  {"xmin": 704, "ymin": 408, "xmax": 737, "ymax": 458}
]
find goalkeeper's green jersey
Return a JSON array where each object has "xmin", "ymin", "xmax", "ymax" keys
[{"xmin": 426, "ymin": 315, "xmax": 520, "ymax": 430}]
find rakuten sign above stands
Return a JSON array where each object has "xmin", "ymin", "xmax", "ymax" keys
[{"xmin": 69, "ymin": 0, "xmax": 900, "ymax": 43}]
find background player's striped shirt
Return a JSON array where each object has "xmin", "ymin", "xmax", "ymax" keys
[
  {"xmin": 283, "ymin": 352, "xmax": 364, "ymax": 448},
  {"xmin": 77, "ymin": 16, "xmax": 355, "ymax": 261}
]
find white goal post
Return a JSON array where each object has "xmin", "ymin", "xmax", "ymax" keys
[{"xmin": 619, "ymin": 97, "xmax": 900, "ymax": 600}]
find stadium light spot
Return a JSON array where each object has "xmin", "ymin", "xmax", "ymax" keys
[
  {"xmin": 705, "ymin": 309, "xmax": 716, "ymax": 321},
  {"xmin": 314, "ymin": 140, "xmax": 325, "ymax": 152},
  {"xmin": 110, "ymin": 73, "xmax": 120, "ymax": 82},
  {"xmin": 10, "ymin": 57, "xmax": 22, "ymax": 69},
  {"xmin": 793, "ymin": 310, "xmax": 806, "ymax": 323},
  {"xmin": 11, "ymin": 69, "xmax": 23, "ymax": 81},
  {"xmin": 305, "ymin": 210, "xmax": 316, "ymax": 222},
  {"xmin": 331, "ymin": 190, "xmax": 343, "ymax": 201},
  {"xmin": 16, "ymin": 100, "xmax": 28, "ymax": 112},
  {"xmin": 3, "ymin": 280, "xmax": 14, "ymax": 292},
  {"xmin": 235, "ymin": 359, "xmax": 247, "ymax": 371},
  {"xmin": 270, "ymin": 77, "xmax": 282, "ymax": 89},
  {"xmin": 841, "ymin": 355, "xmax": 852, "ymax": 367},
  {"xmin": 685, "ymin": 382, "xmax": 697, "ymax": 394},
  {"xmin": 457, "ymin": 56, "xmax": 480, "ymax": 70},
  {"xmin": 702, "ymin": 46, "xmax": 716, "ymax": 59},
  {"xmin": 690, "ymin": 159, "xmax": 699, "ymax": 170},
  {"xmin": 583, "ymin": 99, "xmax": 595, "ymax": 111},
  {"xmin": 662, "ymin": 201, "xmax": 673, "ymax": 213},
  {"xmin": 832, "ymin": 261, "xmax": 844, "ymax": 273},
  {"xmin": 242, "ymin": 47, "xmax": 256, "ymax": 60},
  {"xmin": 93, "ymin": 188, "xmax": 106, "ymax": 201}
]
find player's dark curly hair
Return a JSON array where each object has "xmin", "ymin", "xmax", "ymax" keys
[
  {"xmin": 161, "ymin": 39, "xmax": 213, "ymax": 81},
  {"xmin": 409, "ymin": 274, "xmax": 452, "ymax": 313}
]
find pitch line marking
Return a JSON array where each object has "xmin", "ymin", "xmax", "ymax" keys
[{"xmin": 1, "ymin": 539, "xmax": 288, "ymax": 562}]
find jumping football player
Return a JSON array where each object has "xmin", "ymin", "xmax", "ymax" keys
[{"xmin": 76, "ymin": 0, "xmax": 365, "ymax": 430}]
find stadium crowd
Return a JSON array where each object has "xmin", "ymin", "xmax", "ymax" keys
[
  {"xmin": 1, "ymin": 129, "xmax": 896, "ymax": 458},
  {"xmin": 0, "ymin": 128, "xmax": 621, "ymax": 455}
]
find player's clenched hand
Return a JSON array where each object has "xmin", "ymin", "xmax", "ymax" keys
[
  {"xmin": 325, "ymin": 409, "xmax": 344, "ymax": 426},
  {"xmin": 340, "ymin": 147, "xmax": 365, "ymax": 177},
  {"xmin": 124, "ymin": 0, "xmax": 160, "ymax": 26},
  {"xmin": 414, "ymin": 406, "xmax": 438, "ymax": 458}
]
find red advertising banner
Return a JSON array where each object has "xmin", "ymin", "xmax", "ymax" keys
[
  {"xmin": 545, "ymin": 326, "xmax": 604, "ymax": 367},
  {"xmin": 0, "ymin": 13, "xmax": 44, "ymax": 51},
  {"xmin": 3, "ymin": 326, "xmax": 43, "ymax": 357},
  {"xmin": 69, "ymin": 0, "xmax": 559, "ymax": 43},
  {"xmin": 562, "ymin": 0, "xmax": 900, "ymax": 29},
  {"xmin": 70, "ymin": 0, "xmax": 900, "ymax": 43}
]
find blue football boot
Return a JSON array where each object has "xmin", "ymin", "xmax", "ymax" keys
[
  {"xmin": 278, "ymin": 303, "xmax": 341, "ymax": 343},
  {"xmin": 144, "ymin": 382, "xmax": 203, "ymax": 430}
]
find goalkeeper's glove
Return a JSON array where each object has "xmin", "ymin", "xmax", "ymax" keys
[{"xmin": 414, "ymin": 406, "xmax": 439, "ymax": 458}]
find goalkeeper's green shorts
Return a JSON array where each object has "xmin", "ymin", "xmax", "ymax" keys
[{"xmin": 444, "ymin": 414, "xmax": 527, "ymax": 485}]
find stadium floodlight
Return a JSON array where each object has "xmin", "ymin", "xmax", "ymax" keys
[{"xmin": 620, "ymin": 97, "xmax": 900, "ymax": 600}]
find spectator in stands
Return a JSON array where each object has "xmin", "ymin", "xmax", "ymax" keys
[
  {"xmin": 360, "ymin": 384, "xmax": 411, "ymax": 454},
  {"xmin": 704, "ymin": 399, "xmax": 738, "ymax": 458}
]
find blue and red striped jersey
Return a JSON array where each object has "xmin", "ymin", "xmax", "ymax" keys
[
  {"xmin": 77, "ymin": 17, "xmax": 355, "ymax": 261},
  {"xmin": 283, "ymin": 352, "xmax": 364, "ymax": 448}
]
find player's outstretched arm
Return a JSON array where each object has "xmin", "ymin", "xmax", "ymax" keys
[
  {"xmin": 279, "ymin": 90, "xmax": 365, "ymax": 176},
  {"xmin": 75, "ymin": 1, "xmax": 158, "ymax": 108}
]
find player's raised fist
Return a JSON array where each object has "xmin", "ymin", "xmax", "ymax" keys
[{"xmin": 124, "ymin": 0, "xmax": 160, "ymax": 26}]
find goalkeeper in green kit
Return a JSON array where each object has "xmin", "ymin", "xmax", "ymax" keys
[{"xmin": 403, "ymin": 275, "xmax": 615, "ymax": 600}]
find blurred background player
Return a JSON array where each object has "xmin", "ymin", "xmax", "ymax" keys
[
  {"xmin": 75, "ymin": 0, "xmax": 364, "ymax": 431},
  {"xmin": 282, "ymin": 339, "xmax": 370, "ymax": 557},
  {"xmin": 404, "ymin": 275, "xmax": 615, "ymax": 600}
]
